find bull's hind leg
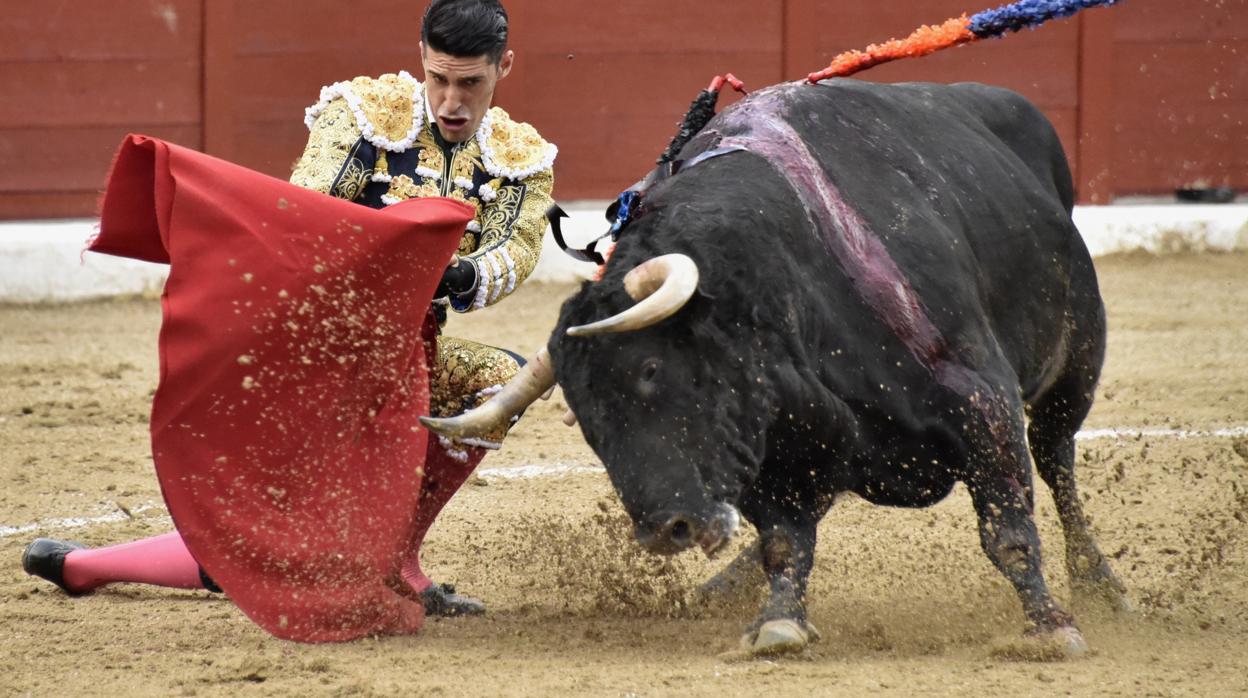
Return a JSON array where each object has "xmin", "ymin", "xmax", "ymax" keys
[
  {"xmin": 1027, "ymin": 361, "xmax": 1128, "ymax": 611},
  {"xmin": 1029, "ymin": 427, "xmax": 1128, "ymax": 612},
  {"xmin": 967, "ymin": 472, "xmax": 1078, "ymax": 631},
  {"xmin": 963, "ymin": 405, "xmax": 1087, "ymax": 656}
]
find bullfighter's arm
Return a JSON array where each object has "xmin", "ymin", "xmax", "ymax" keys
[{"xmin": 449, "ymin": 167, "xmax": 555, "ymax": 312}]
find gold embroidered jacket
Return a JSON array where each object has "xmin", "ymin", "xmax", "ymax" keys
[{"xmin": 290, "ymin": 70, "xmax": 557, "ymax": 312}]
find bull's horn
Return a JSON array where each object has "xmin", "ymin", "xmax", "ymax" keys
[
  {"xmin": 419, "ymin": 346, "xmax": 556, "ymax": 440},
  {"xmin": 566, "ymin": 254, "xmax": 700, "ymax": 337}
]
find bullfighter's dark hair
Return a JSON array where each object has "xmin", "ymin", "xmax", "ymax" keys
[{"xmin": 421, "ymin": 0, "xmax": 509, "ymax": 65}]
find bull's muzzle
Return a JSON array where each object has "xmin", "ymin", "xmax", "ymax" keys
[{"xmin": 636, "ymin": 502, "xmax": 741, "ymax": 558}]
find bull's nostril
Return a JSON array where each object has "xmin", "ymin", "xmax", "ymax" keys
[{"xmin": 668, "ymin": 518, "xmax": 693, "ymax": 546}]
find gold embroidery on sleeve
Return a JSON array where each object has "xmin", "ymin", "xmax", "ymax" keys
[
  {"xmin": 331, "ymin": 141, "xmax": 371, "ymax": 200},
  {"xmin": 479, "ymin": 185, "xmax": 525, "ymax": 241},
  {"xmin": 461, "ymin": 167, "xmax": 554, "ymax": 310},
  {"xmin": 290, "ymin": 98, "xmax": 364, "ymax": 196},
  {"xmin": 429, "ymin": 336, "xmax": 521, "ymax": 418}
]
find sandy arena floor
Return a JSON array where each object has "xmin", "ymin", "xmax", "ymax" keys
[{"xmin": 1, "ymin": 252, "xmax": 1247, "ymax": 697}]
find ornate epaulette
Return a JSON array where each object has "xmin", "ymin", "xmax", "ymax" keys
[
  {"xmin": 303, "ymin": 71, "xmax": 426, "ymax": 152},
  {"xmin": 476, "ymin": 107, "xmax": 558, "ymax": 182}
]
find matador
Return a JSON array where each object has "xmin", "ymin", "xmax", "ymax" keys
[{"xmin": 23, "ymin": 0, "xmax": 553, "ymax": 620}]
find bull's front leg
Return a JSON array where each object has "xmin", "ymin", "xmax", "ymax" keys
[{"xmin": 736, "ymin": 513, "xmax": 821, "ymax": 656}]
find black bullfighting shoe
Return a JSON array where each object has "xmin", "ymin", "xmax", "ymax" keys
[
  {"xmin": 419, "ymin": 583, "xmax": 486, "ymax": 617},
  {"xmin": 22, "ymin": 538, "xmax": 87, "ymax": 595}
]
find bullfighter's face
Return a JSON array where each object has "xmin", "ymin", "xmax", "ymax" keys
[
  {"xmin": 552, "ymin": 280, "xmax": 768, "ymax": 558},
  {"xmin": 420, "ymin": 44, "xmax": 514, "ymax": 143}
]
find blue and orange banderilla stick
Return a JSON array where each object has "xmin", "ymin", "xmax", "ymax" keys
[{"xmin": 807, "ymin": 0, "xmax": 1122, "ymax": 83}]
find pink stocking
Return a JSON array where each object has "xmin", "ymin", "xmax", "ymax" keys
[{"xmin": 62, "ymin": 531, "xmax": 207, "ymax": 593}]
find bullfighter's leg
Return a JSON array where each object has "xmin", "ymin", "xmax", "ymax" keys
[
  {"xmin": 393, "ymin": 335, "xmax": 523, "ymax": 616},
  {"xmin": 427, "ymin": 336, "xmax": 527, "ymax": 451},
  {"xmin": 22, "ymin": 532, "xmax": 218, "ymax": 595},
  {"xmin": 964, "ymin": 415, "xmax": 1087, "ymax": 655},
  {"xmin": 734, "ymin": 509, "xmax": 821, "ymax": 656},
  {"xmin": 1027, "ymin": 356, "xmax": 1128, "ymax": 611}
]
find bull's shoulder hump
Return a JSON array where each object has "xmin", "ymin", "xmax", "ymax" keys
[
  {"xmin": 946, "ymin": 82, "xmax": 1051, "ymax": 128},
  {"xmin": 803, "ymin": 79, "xmax": 1015, "ymax": 118}
]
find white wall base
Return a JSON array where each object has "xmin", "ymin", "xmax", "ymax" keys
[
  {"xmin": 0, "ymin": 221, "xmax": 168, "ymax": 302},
  {"xmin": 1073, "ymin": 204, "xmax": 1248, "ymax": 257},
  {"xmin": 2, "ymin": 202, "xmax": 1245, "ymax": 302}
]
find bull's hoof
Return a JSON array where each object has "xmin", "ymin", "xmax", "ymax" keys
[
  {"xmin": 735, "ymin": 619, "xmax": 822, "ymax": 658},
  {"xmin": 989, "ymin": 626, "xmax": 1089, "ymax": 662}
]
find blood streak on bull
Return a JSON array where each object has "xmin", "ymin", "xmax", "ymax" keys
[{"xmin": 711, "ymin": 86, "xmax": 1015, "ymax": 448}]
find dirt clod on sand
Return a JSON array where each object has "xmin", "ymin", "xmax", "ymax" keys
[{"xmin": 2, "ymin": 253, "xmax": 1248, "ymax": 696}]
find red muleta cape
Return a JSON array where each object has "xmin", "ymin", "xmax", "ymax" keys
[{"xmin": 92, "ymin": 135, "xmax": 474, "ymax": 642}]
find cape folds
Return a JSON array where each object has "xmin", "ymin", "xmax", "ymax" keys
[{"xmin": 92, "ymin": 134, "xmax": 474, "ymax": 642}]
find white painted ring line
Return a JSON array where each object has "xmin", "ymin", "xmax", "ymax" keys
[
  {"xmin": 1075, "ymin": 426, "xmax": 1248, "ymax": 441},
  {"xmin": 476, "ymin": 464, "xmax": 603, "ymax": 480},
  {"xmin": 4, "ymin": 426, "xmax": 1245, "ymax": 538},
  {"xmin": 0, "ymin": 465, "xmax": 599, "ymax": 539},
  {"xmin": 0, "ymin": 504, "xmax": 169, "ymax": 539}
]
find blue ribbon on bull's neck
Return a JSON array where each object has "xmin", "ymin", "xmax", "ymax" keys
[{"xmin": 546, "ymin": 147, "xmax": 744, "ymax": 266}]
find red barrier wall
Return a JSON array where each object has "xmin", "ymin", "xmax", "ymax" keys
[
  {"xmin": 1, "ymin": 0, "xmax": 1243, "ymax": 219},
  {"xmin": 0, "ymin": 1, "xmax": 203, "ymax": 219}
]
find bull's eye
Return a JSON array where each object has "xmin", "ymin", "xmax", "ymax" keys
[{"xmin": 638, "ymin": 358, "xmax": 661, "ymax": 394}]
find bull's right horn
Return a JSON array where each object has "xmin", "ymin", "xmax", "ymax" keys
[
  {"xmin": 419, "ymin": 346, "xmax": 556, "ymax": 440},
  {"xmin": 566, "ymin": 253, "xmax": 700, "ymax": 337}
]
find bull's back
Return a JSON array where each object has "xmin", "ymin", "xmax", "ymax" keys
[
  {"xmin": 790, "ymin": 80, "xmax": 1095, "ymax": 390},
  {"xmin": 942, "ymin": 82, "xmax": 1077, "ymax": 212}
]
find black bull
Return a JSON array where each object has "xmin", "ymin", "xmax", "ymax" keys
[{"xmin": 430, "ymin": 79, "xmax": 1129, "ymax": 654}]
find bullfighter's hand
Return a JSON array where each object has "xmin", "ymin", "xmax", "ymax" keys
[{"xmin": 435, "ymin": 255, "xmax": 479, "ymax": 300}]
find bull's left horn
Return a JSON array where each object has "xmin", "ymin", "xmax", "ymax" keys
[
  {"xmin": 419, "ymin": 346, "xmax": 556, "ymax": 440},
  {"xmin": 566, "ymin": 254, "xmax": 700, "ymax": 337}
]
